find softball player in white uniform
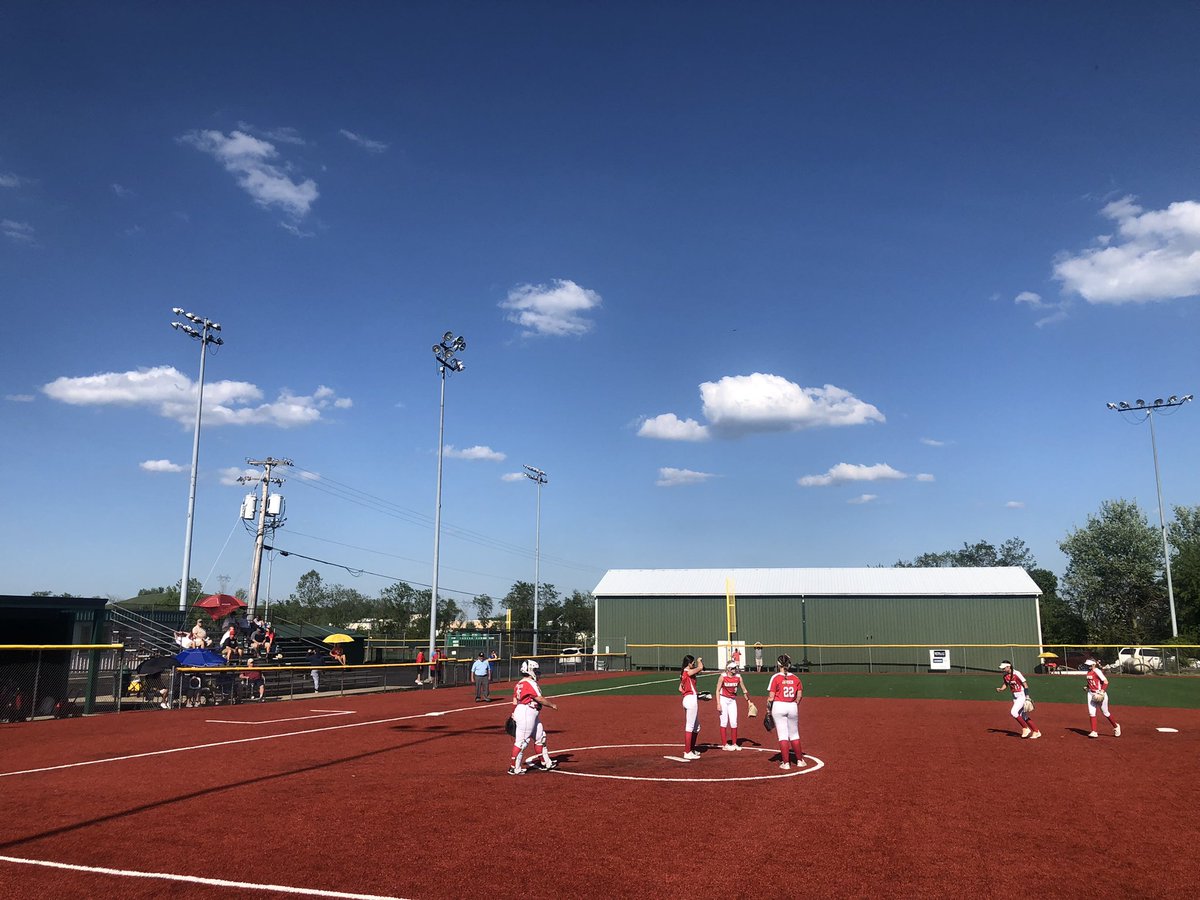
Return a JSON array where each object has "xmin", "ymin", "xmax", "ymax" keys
[
  {"xmin": 508, "ymin": 660, "xmax": 558, "ymax": 775},
  {"xmin": 766, "ymin": 654, "xmax": 805, "ymax": 769},
  {"xmin": 1084, "ymin": 659, "xmax": 1120, "ymax": 738},
  {"xmin": 679, "ymin": 654, "xmax": 704, "ymax": 760},
  {"xmin": 995, "ymin": 660, "xmax": 1040, "ymax": 739}
]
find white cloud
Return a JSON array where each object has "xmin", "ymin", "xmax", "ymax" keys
[
  {"xmin": 656, "ymin": 467, "xmax": 716, "ymax": 487},
  {"xmin": 915, "ymin": 473, "xmax": 935, "ymax": 482},
  {"xmin": 2, "ymin": 219, "xmax": 35, "ymax": 243},
  {"xmin": 140, "ymin": 459, "xmax": 184, "ymax": 473},
  {"xmin": 220, "ymin": 466, "xmax": 260, "ymax": 486},
  {"xmin": 1, "ymin": 172, "xmax": 28, "ymax": 188},
  {"xmin": 339, "ymin": 129, "xmax": 388, "ymax": 153},
  {"xmin": 847, "ymin": 493, "xmax": 877, "ymax": 504},
  {"xmin": 501, "ymin": 472, "xmax": 527, "ymax": 482},
  {"xmin": 920, "ymin": 438, "xmax": 946, "ymax": 447},
  {"xmin": 643, "ymin": 373, "xmax": 883, "ymax": 442},
  {"xmin": 179, "ymin": 129, "xmax": 319, "ymax": 221},
  {"xmin": 111, "ymin": 183, "xmax": 132, "ymax": 198},
  {"xmin": 638, "ymin": 413, "xmax": 710, "ymax": 442},
  {"xmin": 444, "ymin": 445, "xmax": 505, "ymax": 461},
  {"xmin": 5, "ymin": 394, "xmax": 34, "ymax": 402},
  {"xmin": 1054, "ymin": 195, "xmax": 1200, "ymax": 304},
  {"xmin": 237, "ymin": 122, "xmax": 307, "ymax": 146},
  {"xmin": 798, "ymin": 462, "xmax": 907, "ymax": 488},
  {"xmin": 1005, "ymin": 500, "xmax": 1026, "ymax": 509},
  {"xmin": 298, "ymin": 470, "xmax": 321, "ymax": 481},
  {"xmin": 41, "ymin": 366, "xmax": 351, "ymax": 428},
  {"xmin": 500, "ymin": 279, "xmax": 602, "ymax": 337},
  {"xmin": 1014, "ymin": 291, "xmax": 1046, "ymax": 308}
]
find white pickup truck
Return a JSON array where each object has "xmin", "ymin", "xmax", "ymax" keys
[{"xmin": 1107, "ymin": 647, "xmax": 1167, "ymax": 673}]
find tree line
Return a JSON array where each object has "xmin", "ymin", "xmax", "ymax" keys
[{"xmin": 893, "ymin": 499, "xmax": 1200, "ymax": 645}]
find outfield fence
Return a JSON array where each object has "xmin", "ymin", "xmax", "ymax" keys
[
  {"xmin": 628, "ymin": 643, "xmax": 1200, "ymax": 676},
  {"xmin": 0, "ymin": 644, "xmax": 124, "ymax": 720}
]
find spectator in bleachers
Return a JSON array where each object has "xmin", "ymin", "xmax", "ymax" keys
[
  {"xmin": 239, "ymin": 659, "xmax": 266, "ymax": 702},
  {"xmin": 220, "ymin": 624, "xmax": 242, "ymax": 663},
  {"xmin": 265, "ymin": 622, "xmax": 279, "ymax": 659},
  {"xmin": 191, "ymin": 620, "xmax": 210, "ymax": 647},
  {"xmin": 250, "ymin": 620, "xmax": 270, "ymax": 656},
  {"xmin": 328, "ymin": 644, "xmax": 347, "ymax": 666},
  {"xmin": 307, "ymin": 648, "xmax": 322, "ymax": 692}
]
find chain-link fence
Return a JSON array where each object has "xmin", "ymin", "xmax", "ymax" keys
[{"xmin": 0, "ymin": 644, "xmax": 125, "ymax": 720}]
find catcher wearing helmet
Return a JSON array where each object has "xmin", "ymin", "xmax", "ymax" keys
[
  {"xmin": 508, "ymin": 660, "xmax": 559, "ymax": 775},
  {"xmin": 995, "ymin": 660, "xmax": 1040, "ymax": 739},
  {"xmin": 1083, "ymin": 659, "xmax": 1120, "ymax": 739},
  {"xmin": 678, "ymin": 654, "xmax": 705, "ymax": 760},
  {"xmin": 766, "ymin": 654, "xmax": 805, "ymax": 769}
]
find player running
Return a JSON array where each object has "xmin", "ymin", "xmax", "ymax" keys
[
  {"xmin": 1084, "ymin": 659, "xmax": 1120, "ymax": 739},
  {"xmin": 766, "ymin": 654, "xmax": 805, "ymax": 769},
  {"xmin": 508, "ymin": 660, "xmax": 559, "ymax": 775},
  {"xmin": 995, "ymin": 660, "xmax": 1040, "ymax": 739},
  {"xmin": 715, "ymin": 660, "xmax": 750, "ymax": 750},
  {"xmin": 679, "ymin": 654, "xmax": 704, "ymax": 760}
]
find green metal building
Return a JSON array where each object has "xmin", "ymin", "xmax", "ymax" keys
[{"xmin": 592, "ymin": 567, "xmax": 1043, "ymax": 674}]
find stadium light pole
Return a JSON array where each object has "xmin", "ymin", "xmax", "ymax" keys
[
  {"xmin": 1106, "ymin": 394, "xmax": 1193, "ymax": 637},
  {"xmin": 170, "ymin": 308, "xmax": 223, "ymax": 612},
  {"xmin": 523, "ymin": 465, "xmax": 548, "ymax": 656},
  {"xmin": 428, "ymin": 331, "xmax": 466, "ymax": 666}
]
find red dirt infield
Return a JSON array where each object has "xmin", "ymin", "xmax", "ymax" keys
[{"xmin": 0, "ymin": 677, "xmax": 1197, "ymax": 899}]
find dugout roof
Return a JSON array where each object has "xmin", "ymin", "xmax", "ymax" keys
[{"xmin": 592, "ymin": 567, "xmax": 1041, "ymax": 598}]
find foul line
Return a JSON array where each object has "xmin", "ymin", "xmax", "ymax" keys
[
  {"xmin": 206, "ymin": 711, "xmax": 355, "ymax": 725},
  {"xmin": 0, "ymin": 674, "xmax": 707, "ymax": 779},
  {"xmin": 0, "ymin": 854, "xmax": 408, "ymax": 899}
]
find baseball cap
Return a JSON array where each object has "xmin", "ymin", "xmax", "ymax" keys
[
  {"xmin": 1084, "ymin": 658, "xmax": 1096, "ymax": 666},
  {"xmin": 998, "ymin": 660, "xmax": 1012, "ymax": 669}
]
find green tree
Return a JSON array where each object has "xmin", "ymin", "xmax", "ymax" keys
[
  {"xmin": 1168, "ymin": 504, "xmax": 1200, "ymax": 640},
  {"xmin": 557, "ymin": 590, "xmax": 596, "ymax": 642},
  {"xmin": 894, "ymin": 537, "xmax": 1036, "ymax": 570},
  {"xmin": 472, "ymin": 593, "xmax": 495, "ymax": 627},
  {"xmin": 502, "ymin": 581, "xmax": 560, "ymax": 632},
  {"xmin": 1059, "ymin": 499, "xmax": 1168, "ymax": 643},
  {"xmin": 1029, "ymin": 567, "xmax": 1087, "ymax": 644}
]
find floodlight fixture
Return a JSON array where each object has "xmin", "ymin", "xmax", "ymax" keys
[{"xmin": 523, "ymin": 464, "xmax": 549, "ymax": 655}]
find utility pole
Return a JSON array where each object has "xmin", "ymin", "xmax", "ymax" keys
[
  {"xmin": 1106, "ymin": 394, "xmax": 1193, "ymax": 637},
  {"xmin": 428, "ymin": 331, "xmax": 466, "ymax": 666},
  {"xmin": 240, "ymin": 456, "xmax": 292, "ymax": 619}
]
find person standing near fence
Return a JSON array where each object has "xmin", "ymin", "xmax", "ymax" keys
[
  {"xmin": 415, "ymin": 650, "xmax": 425, "ymax": 686},
  {"xmin": 679, "ymin": 654, "xmax": 704, "ymax": 760},
  {"xmin": 472, "ymin": 652, "xmax": 492, "ymax": 702},
  {"xmin": 430, "ymin": 648, "xmax": 441, "ymax": 689},
  {"xmin": 754, "ymin": 642, "xmax": 764, "ymax": 673},
  {"xmin": 767, "ymin": 654, "xmax": 805, "ymax": 769},
  {"xmin": 715, "ymin": 660, "xmax": 749, "ymax": 750},
  {"xmin": 508, "ymin": 660, "xmax": 558, "ymax": 775},
  {"xmin": 995, "ymin": 660, "xmax": 1040, "ymax": 739},
  {"xmin": 1084, "ymin": 659, "xmax": 1120, "ymax": 739}
]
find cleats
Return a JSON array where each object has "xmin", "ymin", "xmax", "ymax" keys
[
  {"xmin": 732, "ymin": 743, "xmax": 742, "ymax": 751},
  {"xmin": 795, "ymin": 757, "xmax": 807, "ymax": 767},
  {"xmin": 1114, "ymin": 724, "xmax": 1121, "ymax": 737},
  {"xmin": 1020, "ymin": 727, "xmax": 1031, "ymax": 738},
  {"xmin": 684, "ymin": 751, "xmax": 701, "ymax": 760},
  {"xmin": 507, "ymin": 766, "xmax": 525, "ymax": 775},
  {"xmin": 1030, "ymin": 731, "xmax": 1041, "ymax": 740},
  {"xmin": 723, "ymin": 744, "xmax": 736, "ymax": 751},
  {"xmin": 1087, "ymin": 731, "xmax": 1099, "ymax": 739},
  {"xmin": 779, "ymin": 762, "xmax": 791, "ymax": 770},
  {"xmin": 538, "ymin": 759, "xmax": 558, "ymax": 771}
]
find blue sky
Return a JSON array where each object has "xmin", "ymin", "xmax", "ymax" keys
[{"xmin": 3, "ymin": 3, "xmax": 1199, "ymax": 606}]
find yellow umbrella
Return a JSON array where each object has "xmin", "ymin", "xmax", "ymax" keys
[
  {"xmin": 1037, "ymin": 652, "xmax": 1059, "ymax": 659},
  {"xmin": 322, "ymin": 633, "xmax": 355, "ymax": 644}
]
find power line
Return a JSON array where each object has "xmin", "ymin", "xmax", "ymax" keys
[{"xmin": 262, "ymin": 545, "xmax": 479, "ymax": 599}]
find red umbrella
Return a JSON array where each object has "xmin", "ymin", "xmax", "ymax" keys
[{"xmin": 194, "ymin": 593, "xmax": 247, "ymax": 621}]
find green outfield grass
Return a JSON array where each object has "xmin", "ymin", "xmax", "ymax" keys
[{"xmin": 555, "ymin": 670, "xmax": 1200, "ymax": 709}]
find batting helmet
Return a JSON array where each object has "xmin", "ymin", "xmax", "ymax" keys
[{"xmin": 520, "ymin": 659, "xmax": 540, "ymax": 677}]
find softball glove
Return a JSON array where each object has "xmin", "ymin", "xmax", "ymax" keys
[
  {"xmin": 504, "ymin": 716, "xmax": 516, "ymax": 737},
  {"xmin": 747, "ymin": 700, "xmax": 758, "ymax": 718},
  {"xmin": 1022, "ymin": 698, "xmax": 1035, "ymax": 714},
  {"xmin": 1091, "ymin": 690, "xmax": 1107, "ymax": 704},
  {"xmin": 763, "ymin": 713, "xmax": 775, "ymax": 731},
  {"xmin": 697, "ymin": 691, "xmax": 713, "ymax": 701}
]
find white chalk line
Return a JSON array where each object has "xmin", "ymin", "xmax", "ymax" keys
[
  {"xmin": 0, "ymin": 854, "xmax": 407, "ymax": 899},
  {"xmin": 206, "ymin": 710, "xmax": 355, "ymax": 725},
  {"xmin": 553, "ymin": 743, "xmax": 824, "ymax": 782},
  {"xmin": 0, "ymin": 674, "xmax": 672, "ymax": 779}
]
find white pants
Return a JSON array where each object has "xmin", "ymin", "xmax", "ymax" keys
[
  {"xmin": 718, "ymin": 695, "xmax": 739, "ymax": 728},
  {"xmin": 513, "ymin": 704, "xmax": 547, "ymax": 747},
  {"xmin": 682, "ymin": 693, "xmax": 698, "ymax": 733},
  {"xmin": 772, "ymin": 701, "xmax": 799, "ymax": 741},
  {"xmin": 1009, "ymin": 692, "xmax": 1028, "ymax": 719},
  {"xmin": 1087, "ymin": 693, "xmax": 1112, "ymax": 717}
]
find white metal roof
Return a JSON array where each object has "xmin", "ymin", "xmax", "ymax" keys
[{"xmin": 593, "ymin": 567, "xmax": 1041, "ymax": 597}]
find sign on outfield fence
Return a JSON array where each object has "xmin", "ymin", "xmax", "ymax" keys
[{"xmin": 929, "ymin": 649, "xmax": 950, "ymax": 671}]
